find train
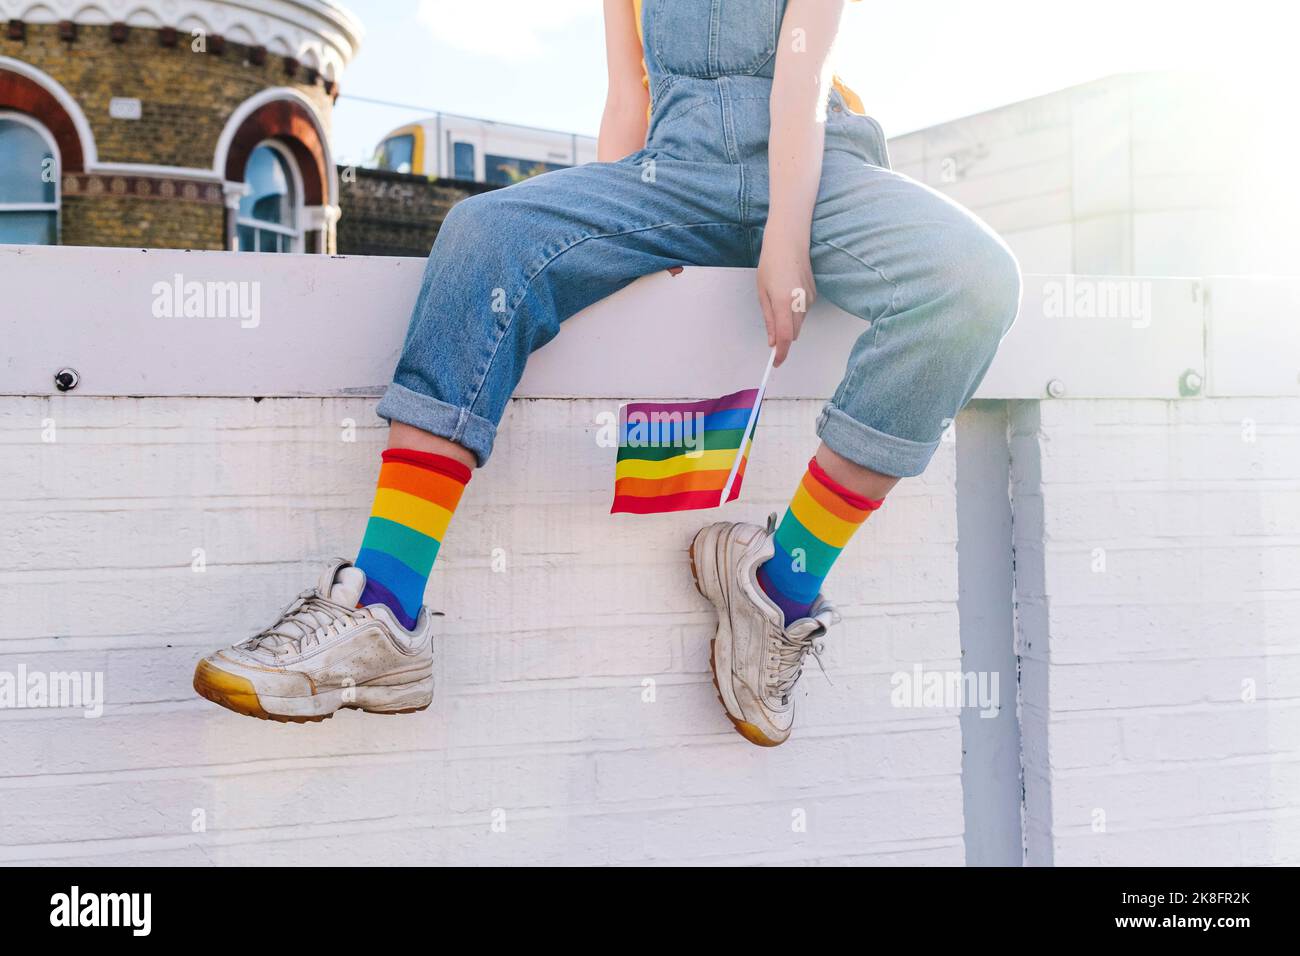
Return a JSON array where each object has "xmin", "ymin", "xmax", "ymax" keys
[{"xmin": 373, "ymin": 112, "xmax": 599, "ymax": 185}]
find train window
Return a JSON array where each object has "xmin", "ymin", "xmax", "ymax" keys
[
  {"xmin": 377, "ymin": 135, "xmax": 415, "ymax": 174},
  {"xmin": 452, "ymin": 142, "xmax": 476, "ymax": 181},
  {"xmin": 484, "ymin": 155, "xmax": 568, "ymax": 186}
]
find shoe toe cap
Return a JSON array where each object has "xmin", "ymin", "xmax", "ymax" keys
[
  {"xmin": 200, "ymin": 650, "xmax": 313, "ymax": 698},
  {"xmin": 731, "ymin": 683, "xmax": 794, "ymax": 745}
]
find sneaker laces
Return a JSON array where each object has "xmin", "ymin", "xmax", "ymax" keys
[
  {"xmin": 767, "ymin": 626, "xmax": 829, "ymax": 704},
  {"xmin": 242, "ymin": 590, "xmax": 361, "ymax": 656}
]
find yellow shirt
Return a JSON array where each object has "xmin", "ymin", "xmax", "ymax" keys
[{"xmin": 630, "ymin": 0, "xmax": 866, "ymax": 115}]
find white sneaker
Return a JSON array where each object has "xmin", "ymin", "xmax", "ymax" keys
[
  {"xmin": 689, "ymin": 514, "xmax": 839, "ymax": 746},
  {"xmin": 193, "ymin": 559, "xmax": 436, "ymax": 722}
]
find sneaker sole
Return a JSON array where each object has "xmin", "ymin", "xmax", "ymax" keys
[
  {"xmin": 689, "ymin": 529, "xmax": 785, "ymax": 748},
  {"xmin": 192, "ymin": 659, "xmax": 432, "ymax": 723}
]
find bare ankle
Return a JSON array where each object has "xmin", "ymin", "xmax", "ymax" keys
[
  {"xmin": 813, "ymin": 443, "xmax": 899, "ymax": 501},
  {"xmin": 387, "ymin": 422, "xmax": 477, "ymax": 470}
]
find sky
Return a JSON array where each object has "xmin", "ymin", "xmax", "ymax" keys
[{"xmin": 331, "ymin": 0, "xmax": 1290, "ymax": 167}]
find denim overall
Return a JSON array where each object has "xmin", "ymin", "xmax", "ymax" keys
[{"xmin": 377, "ymin": 0, "xmax": 1021, "ymax": 476}]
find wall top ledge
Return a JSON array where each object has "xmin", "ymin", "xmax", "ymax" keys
[{"xmin": 3, "ymin": 245, "xmax": 1297, "ymax": 400}]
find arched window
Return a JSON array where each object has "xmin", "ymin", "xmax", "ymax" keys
[
  {"xmin": 0, "ymin": 112, "xmax": 59, "ymax": 245},
  {"xmin": 236, "ymin": 142, "xmax": 302, "ymax": 253}
]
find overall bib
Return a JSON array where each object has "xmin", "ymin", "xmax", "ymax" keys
[{"xmin": 377, "ymin": 0, "xmax": 1021, "ymax": 477}]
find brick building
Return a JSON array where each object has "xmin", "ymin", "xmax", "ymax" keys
[{"xmin": 0, "ymin": 0, "xmax": 360, "ymax": 252}]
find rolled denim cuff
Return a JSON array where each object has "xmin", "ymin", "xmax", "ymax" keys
[
  {"xmin": 376, "ymin": 382, "xmax": 496, "ymax": 467},
  {"xmin": 815, "ymin": 403, "xmax": 940, "ymax": 479}
]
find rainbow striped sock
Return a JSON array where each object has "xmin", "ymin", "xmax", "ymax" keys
[
  {"xmin": 756, "ymin": 457, "xmax": 883, "ymax": 624},
  {"xmin": 355, "ymin": 449, "xmax": 471, "ymax": 630}
]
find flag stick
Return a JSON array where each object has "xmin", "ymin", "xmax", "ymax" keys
[{"xmin": 719, "ymin": 346, "xmax": 777, "ymax": 505}]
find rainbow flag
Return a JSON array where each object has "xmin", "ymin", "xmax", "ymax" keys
[{"xmin": 611, "ymin": 351, "xmax": 774, "ymax": 515}]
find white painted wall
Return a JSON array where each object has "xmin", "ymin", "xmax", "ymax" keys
[
  {"xmin": 2, "ymin": 247, "xmax": 1297, "ymax": 865},
  {"xmin": 1012, "ymin": 398, "xmax": 1300, "ymax": 865},
  {"xmin": 888, "ymin": 77, "xmax": 1300, "ymax": 864},
  {"xmin": 0, "ymin": 396, "xmax": 963, "ymax": 865}
]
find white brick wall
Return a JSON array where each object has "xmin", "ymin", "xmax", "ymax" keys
[
  {"xmin": 5, "ymin": 394, "xmax": 1298, "ymax": 866},
  {"xmin": 0, "ymin": 396, "xmax": 965, "ymax": 865},
  {"xmin": 4, "ymin": 246, "xmax": 1297, "ymax": 865},
  {"xmin": 1011, "ymin": 398, "xmax": 1300, "ymax": 866}
]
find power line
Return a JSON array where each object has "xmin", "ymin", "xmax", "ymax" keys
[
  {"xmin": 337, "ymin": 93, "xmax": 596, "ymax": 140},
  {"xmin": 338, "ymin": 92, "xmax": 449, "ymax": 114}
]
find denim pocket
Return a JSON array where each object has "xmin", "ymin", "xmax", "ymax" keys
[{"xmin": 650, "ymin": 0, "xmax": 780, "ymax": 78}]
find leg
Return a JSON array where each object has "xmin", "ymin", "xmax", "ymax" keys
[
  {"xmin": 196, "ymin": 155, "xmax": 752, "ymax": 721},
  {"xmin": 376, "ymin": 156, "xmax": 752, "ymax": 466},
  {"xmin": 814, "ymin": 442, "xmax": 899, "ymax": 501},
  {"xmin": 754, "ymin": 155, "xmax": 1022, "ymax": 621},
  {"xmin": 688, "ymin": 149, "xmax": 1020, "ymax": 748},
  {"xmin": 387, "ymin": 423, "xmax": 476, "ymax": 470},
  {"xmin": 353, "ymin": 421, "xmax": 475, "ymax": 619},
  {"xmin": 809, "ymin": 155, "xmax": 1022, "ymax": 481},
  {"xmin": 355, "ymin": 156, "xmax": 750, "ymax": 622}
]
